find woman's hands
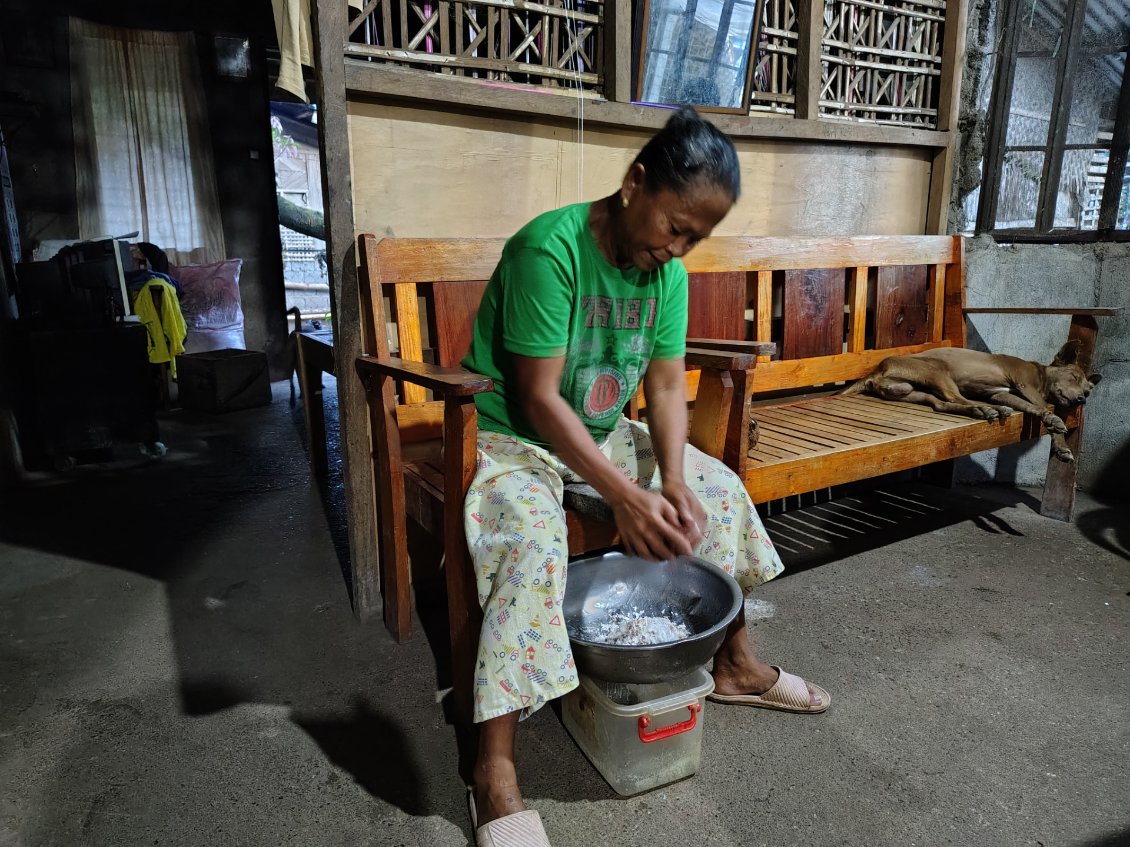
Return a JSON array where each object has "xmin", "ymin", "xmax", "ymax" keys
[
  {"xmin": 610, "ymin": 480, "xmax": 707, "ymax": 562},
  {"xmin": 512, "ymin": 353, "xmax": 708, "ymax": 562}
]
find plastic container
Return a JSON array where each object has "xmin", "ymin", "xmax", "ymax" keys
[{"xmin": 561, "ymin": 667, "xmax": 714, "ymax": 796}]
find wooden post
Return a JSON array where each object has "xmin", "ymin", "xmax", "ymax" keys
[
  {"xmin": 602, "ymin": 0, "xmax": 631, "ymax": 102},
  {"xmin": 1040, "ymin": 315, "xmax": 1097, "ymax": 522},
  {"xmin": 312, "ymin": 0, "xmax": 383, "ymax": 621},
  {"xmin": 925, "ymin": 0, "xmax": 968, "ymax": 235},
  {"xmin": 942, "ymin": 236, "xmax": 966, "ymax": 349},
  {"xmin": 794, "ymin": 0, "xmax": 824, "ymax": 120},
  {"xmin": 445, "ymin": 399, "xmax": 482, "ymax": 721}
]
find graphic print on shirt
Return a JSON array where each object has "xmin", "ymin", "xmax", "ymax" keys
[{"xmin": 567, "ymin": 298, "xmax": 657, "ymax": 424}]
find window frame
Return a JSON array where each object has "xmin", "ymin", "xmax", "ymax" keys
[{"xmin": 977, "ymin": 0, "xmax": 1130, "ymax": 242}]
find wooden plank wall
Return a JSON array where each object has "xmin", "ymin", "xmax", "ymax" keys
[{"xmin": 346, "ymin": 103, "xmax": 934, "ymax": 239}]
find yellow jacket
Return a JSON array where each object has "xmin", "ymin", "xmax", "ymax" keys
[{"xmin": 131, "ymin": 278, "xmax": 187, "ymax": 377}]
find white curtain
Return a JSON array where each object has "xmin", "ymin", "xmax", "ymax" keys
[{"xmin": 70, "ymin": 19, "xmax": 225, "ymax": 266}]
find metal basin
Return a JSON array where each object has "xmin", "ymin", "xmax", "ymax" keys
[{"xmin": 563, "ymin": 552, "xmax": 743, "ymax": 683}]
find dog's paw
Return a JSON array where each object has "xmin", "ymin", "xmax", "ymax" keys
[
  {"xmin": 994, "ymin": 405, "xmax": 1015, "ymax": 418},
  {"xmin": 1043, "ymin": 413, "xmax": 1068, "ymax": 434},
  {"xmin": 1052, "ymin": 445, "xmax": 1075, "ymax": 463},
  {"xmin": 974, "ymin": 405, "xmax": 1000, "ymax": 421}
]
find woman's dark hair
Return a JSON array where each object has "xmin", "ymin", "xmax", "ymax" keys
[
  {"xmin": 632, "ymin": 106, "xmax": 741, "ymax": 201},
  {"xmin": 136, "ymin": 242, "xmax": 170, "ymax": 275}
]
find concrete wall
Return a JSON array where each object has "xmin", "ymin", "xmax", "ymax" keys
[
  {"xmin": 0, "ymin": 0, "xmax": 288, "ymax": 373},
  {"xmin": 949, "ymin": 0, "xmax": 1130, "ymax": 498},
  {"xmin": 957, "ymin": 237, "xmax": 1130, "ymax": 498},
  {"xmin": 347, "ymin": 103, "xmax": 934, "ymax": 238}
]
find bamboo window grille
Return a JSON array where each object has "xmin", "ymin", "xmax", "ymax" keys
[
  {"xmin": 818, "ymin": 0, "xmax": 945, "ymax": 127},
  {"xmin": 344, "ymin": 0, "xmax": 605, "ymax": 94},
  {"xmin": 750, "ymin": 0, "xmax": 798, "ymax": 115}
]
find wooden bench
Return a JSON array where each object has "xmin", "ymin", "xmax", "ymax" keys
[
  {"xmin": 353, "ymin": 234, "xmax": 775, "ymax": 714},
  {"xmin": 295, "ymin": 327, "xmax": 336, "ymax": 476},
  {"xmin": 352, "ymin": 232, "xmax": 1114, "ymax": 718},
  {"xmin": 663, "ymin": 236, "xmax": 1115, "ymax": 522}
]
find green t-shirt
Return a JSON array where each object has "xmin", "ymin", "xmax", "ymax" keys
[{"xmin": 462, "ymin": 202, "xmax": 688, "ymax": 446}]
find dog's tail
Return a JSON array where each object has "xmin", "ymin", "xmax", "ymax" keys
[{"xmin": 839, "ymin": 377, "xmax": 870, "ymax": 396}]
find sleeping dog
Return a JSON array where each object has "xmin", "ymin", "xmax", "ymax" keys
[{"xmin": 843, "ymin": 340, "xmax": 1102, "ymax": 462}]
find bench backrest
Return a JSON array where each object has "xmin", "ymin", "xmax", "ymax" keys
[{"xmin": 357, "ymin": 233, "xmax": 965, "ymax": 413}]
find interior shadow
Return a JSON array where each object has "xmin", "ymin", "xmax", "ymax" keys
[
  {"xmin": 290, "ymin": 374, "xmax": 353, "ymax": 602},
  {"xmin": 1091, "ymin": 437, "xmax": 1130, "ymax": 502},
  {"xmin": 1076, "ymin": 829, "xmax": 1130, "ymax": 847},
  {"xmin": 294, "ymin": 701, "xmax": 430, "ymax": 816},
  {"xmin": 1075, "ymin": 502, "xmax": 1130, "ymax": 562},
  {"xmin": 761, "ymin": 479, "xmax": 1034, "ymax": 575},
  {"xmin": 408, "ymin": 525, "xmax": 454, "ymax": 694}
]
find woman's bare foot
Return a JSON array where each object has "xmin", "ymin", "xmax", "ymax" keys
[
  {"xmin": 472, "ymin": 756, "xmax": 527, "ymax": 827},
  {"xmin": 712, "ymin": 606, "xmax": 825, "ymax": 709},
  {"xmin": 711, "ymin": 661, "xmax": 825, "ymax": 709},
  {"xmin": 472, "ymin": 711, "xmax": 526, "ymax": 827}
]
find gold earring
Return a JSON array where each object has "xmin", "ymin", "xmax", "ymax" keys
[{"xmin": 621, "ymin": 194, "xmax": 629, "ymax": 209}]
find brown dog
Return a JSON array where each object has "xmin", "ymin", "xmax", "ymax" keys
[{"xmin": 843, "ymin": 340, "xmax": 1102, "ymax": 462}]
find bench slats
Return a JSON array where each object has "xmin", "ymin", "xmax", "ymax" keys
[{"xmin": 743, "ymin": 395, "xmax": 1031, "ymax": 501}]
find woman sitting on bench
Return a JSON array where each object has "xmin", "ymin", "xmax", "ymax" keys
[{"xmin": 462, "ymin": 107, "xmax": 830, "ymax": 846}]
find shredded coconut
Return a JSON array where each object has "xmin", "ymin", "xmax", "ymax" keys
[{"xmin": 594, "ymin": 608, "xmax": 691, "ymax": 646}]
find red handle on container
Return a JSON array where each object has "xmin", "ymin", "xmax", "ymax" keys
[{"xmin": 637, "ymin": 703, "xmax": 701, "ymax": 743}]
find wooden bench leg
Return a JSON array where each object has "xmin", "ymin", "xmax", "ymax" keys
[
  {"xmin": 297, "ymin": 335, "xmax": 329, "ymax": 477},
  {"xmin": 1041, "ymin": 420, "xmax": 1083, "ymax": 521},
  {"xmin": 362, "ymin": 368, "xmax": 413, "ymax": 642},
  {"xmin": 445, "ymin": 399, "xmax": 482, "ymax": 723},
  {"xmin": 1040, "ymin": 315, "xmax": 1097, "ymax": 522}
]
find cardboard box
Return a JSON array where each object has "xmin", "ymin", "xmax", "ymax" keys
[{"xmin": 177, "ymin": 349, "xmax": 271, "ymax": 413}]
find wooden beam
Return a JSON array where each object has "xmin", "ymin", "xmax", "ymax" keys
[
  {"xmin": 794, "ymin": 0, "xmax": 824, "ymax": 120},
  {"xmin": 313, "ymin": 0, "xmax": 382, "ymax": 622},
  {"xmin": 964, "ymin": 307, "xmax": 1121, "ymax": 316},
  {"xmin": 602, "ymin": 0, "xmax": 631, "ymax": 103},
  {"xmin": 935, "ymin": 0, "xmax": 969, "ymax": 137},
  {"xmin": 343, "ymin": 61, "xmax": 953, "ymax": 148},
  {"xmin": 925, "ymin": 0, "xmax": 968, "ymax": 234}
]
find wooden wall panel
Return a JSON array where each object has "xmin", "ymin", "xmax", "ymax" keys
[
  {"xmin": 782, "ymin": 268, "xmax": 846, "ymax": 359},
  {"xmin": 876, "ymin": 265, "xmax": 930, "ymax": 349},
  {"xmin": 687, "ymin": 272, "xmax": 747, "ymax": 339},
  {"xmin": 346, "ymin": 103, "xmax": 933, "ymax": 239}
]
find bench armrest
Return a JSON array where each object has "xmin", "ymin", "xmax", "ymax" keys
[
  {"xmin": 685, "ymin": 347, "xmax": 760, "ymax": 371},
  {"xmin": 686, "ymin": 338, "xmax": 777, "ymax": 357},
  {"xmin": 964, "ymin": 307, "xmax": 1121, "ymax": 316},
  {"xmin": 356, "ymin": 355, "xmax": 494, "ymax": 396}
]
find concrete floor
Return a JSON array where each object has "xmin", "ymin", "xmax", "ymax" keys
[{"xmin": 1, "ymin": 383, "xmax": 1128, "ymax": 847}]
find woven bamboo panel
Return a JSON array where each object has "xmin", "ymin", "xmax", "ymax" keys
[
  {"xmin": 818, "ymin": 0, "xmax": 945, "ymax": 127},
  {"xmin": 750, "ymin": 0, "xmax": 798, "ymax": 114},
  {"xmin": 345, "ymin": 0, "xmax": 603, "ymax": 93}
]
